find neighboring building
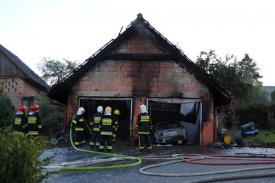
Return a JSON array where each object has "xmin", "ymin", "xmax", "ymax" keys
[
  {"xmin": 49, "ymin": 14, "xmax": 232, "ymax": 146},
  {"xmin": 0, "ymin": 44, "xmax": 49, "ymax": 108}
]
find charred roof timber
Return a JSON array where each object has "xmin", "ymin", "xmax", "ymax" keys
[{"xmin": 48, "ymin": 14, "xmax": 233, "ymax": 106}]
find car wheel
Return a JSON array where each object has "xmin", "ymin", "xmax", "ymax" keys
[{"xmin": 177, "ymin": 139, "xmax": 183, "ymax": 145}]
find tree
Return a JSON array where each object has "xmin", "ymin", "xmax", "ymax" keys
[
  {"xmin": 196, "ymin": 50, "xmax": 268, "ymax": 129},
  {"xmin": 196, "ymin": 50, "xmax": 266, "ymax": 104},
  {"xmin": 266, "ymin": 109, "xmax": 275, "ymax": 129},
  {"xmin": 38, "ymin": 58, "xmax": 79, "ymax": 85},
  {"xmin": 271, "ymin": 90, "xmax": 275, "ymax": 103}
]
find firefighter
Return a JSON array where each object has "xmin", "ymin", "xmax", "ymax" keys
[
  {"xmin": 27, "ymin": 104, "xmax": 42, "ymax": 136},
  {"xmin": 72, "ymin": 107, "xmax": 86, "ymax": 146},
  {"xmin": 14, "ymin": 105, "xmax": 28, "ymax": 134},
  {"xmin": 136, "ymin": 104, "xmax": 152, "ymax": 152},
  {"xmin": 99, "ymin": 106, "xmax": 115, "ymax": 152},
  {"xmin": 90, "ymin": 105, "xmax": 103, "ymax": 149},
  {"xmin": 113, "ymin": 109, "xmax": 120, "ymax": 142}
]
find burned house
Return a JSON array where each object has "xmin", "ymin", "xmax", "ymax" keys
[
  {"xmin": 0, "ymin": 44, "xmax": 49, "ymax": 107},
  {"xmin": 49, "ymin": 14, "xmax": 232, "ymax": 145}
]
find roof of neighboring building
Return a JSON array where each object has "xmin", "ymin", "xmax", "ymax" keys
[
  {"xmin": 0, "ymin": 44, "xmax": 49, "ymax": 92},
  {"xmin": 49, "ymin": 13, "xmax": 233, "ymax": 105}
]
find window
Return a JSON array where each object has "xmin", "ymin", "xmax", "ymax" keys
[{"xmin": 22, "ymin": 97, "xmax": 34, "ymax": 108}]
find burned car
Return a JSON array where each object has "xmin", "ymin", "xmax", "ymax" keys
[{"xmin": 153, "ymin": 121, "xmax": 187, "ymax": 145}]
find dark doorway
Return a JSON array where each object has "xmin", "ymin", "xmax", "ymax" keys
[{"xmin": 79, "ymin": 98, "xmax": 132, "ymax": 141}]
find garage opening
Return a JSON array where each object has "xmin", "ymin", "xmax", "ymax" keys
[
  {"xmin": 147, "ymin": 98, "xmax": 201, "ymax": 144},
  {"xmin": 79, "ymin": 98, "xmax": 132, "ymax": 141}
]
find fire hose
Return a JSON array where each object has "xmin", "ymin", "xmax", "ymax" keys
[
  {"xmin": 139, "ymin": 153, "xmax": 275, "ymax": 182},
  {"xmin": 45, "ymin": 123, "xmax": 275, "ymax": 182},
  {"xmin": 46, "ymin": 122, "xmax": 142, "ymax": 172}
]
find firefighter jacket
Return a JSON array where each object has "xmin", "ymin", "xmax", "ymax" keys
[
  {"xmin": 27, "ymin": 112, "xmax": 42, "ymax": 135},
  {"xmin": 14, "ymin": 112, "xmax": 27, "ymax": 132},
  {"xmin": 137, "ymin": 112, "xmax": 152, "ymax": 135},
  {"xmin": 99, "ymin": 115, "xmax": 115, "ymax": 136},
  {"xmin": 90, "ymin": 112, "xmax": 102, "ymax": 132},
  {"xmin": 72, "ymin": 115, "xmax": 86, "ymax": 132}
]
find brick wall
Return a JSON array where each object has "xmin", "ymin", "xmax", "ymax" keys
[
  {"xmin": 201, "ymin": 99, "xmax": 215, "ymax": 146},
  {"xmin": 71, "ymin": 60, "xmax": 209, "ymax": 98},
  {"xmin": 67, "ymin": 59, "xmax": 216, "ymax": 144},
  {"xmin": 1, "ymin": 78, "xmax": 41, "ymax": 107},
  {"xmin": 66, "ymin": 24, "xmax": 217, "ymax": 144},
  {"xmin": 114, "ymin": 26, "xmax": 166, "ymax": 54}
]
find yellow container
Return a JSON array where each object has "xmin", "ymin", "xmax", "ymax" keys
[{"xmin": 223, "ymin": 135, "xmax": 232, "ymax": 145}]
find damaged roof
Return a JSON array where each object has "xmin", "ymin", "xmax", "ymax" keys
[
  {"xmin": 49, "ymin": 13, "xmax": 233, "ymax": 106},
  {"xmin": 0, "ymin": 44, "xmax": 49, "ymax": 92}
]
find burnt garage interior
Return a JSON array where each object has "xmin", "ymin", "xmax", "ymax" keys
[
  {"xmin": 79, "ymin": 97, "xmax": 202, "ymax": 144},
  {"xmin": 48, "ymin": 14, "xmax": 232, "ymax": 146},
  {"xmin": 79, "ymin": 98, "xmax": 132, "ymax": 140},
  {"xmin": 148, "ymin": 99, "xmax": 201, "ymax": 144}
]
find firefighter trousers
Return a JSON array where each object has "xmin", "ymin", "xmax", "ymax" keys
[
  {"xmin": 139, "ymin": 134, "xmax": 152, "ymax": 150},
  {"xmin": 90, "ymin": 131, "xmax": 100, "ymax": 147},
  {"xmin": 75, "ymin": 130, "xmax": 85, "ymax": 146},
  {"xmin": 99, "ymin": 134, "xmax": 113, "ymax": 152}
]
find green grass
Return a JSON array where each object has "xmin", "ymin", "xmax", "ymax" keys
[{"xmin": 245, "ymin": 130, "xmax": 275, "ymax": 143}]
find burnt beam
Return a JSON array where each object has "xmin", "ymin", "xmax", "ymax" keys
[{"xmin": 104, "ymin": 53, "xmax": 175, "ymax": 60}]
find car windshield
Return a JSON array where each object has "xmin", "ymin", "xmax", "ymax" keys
[{"xmin": 157, "ymin": 122, "xmax": 180, "ymax": 130}]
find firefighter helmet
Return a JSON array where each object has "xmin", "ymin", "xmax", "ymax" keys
[
  {"xmin": 77, "ymin": 107, "xmax": 85, "ymax": 115},
  {"xmin": 105, "ymin": 106, "xmax": 112, "ymax": 114},
  {"xmin": 30, "ymin": 104, "xmax": 39, "ymax": 112},
  {"xmin": 114, "ymin": 109, "xmax": 120, "ymax": 115},
  {"xmin": 97, "ymin": 106, "xmax": 103, "ymax": 113},
  {"xmin": 17, "ymin": 105, "xmax": 27, "ymax": 113},
  {"xmin": 140, "ymin": 104, "xmax": 147, "ymax": 113}
]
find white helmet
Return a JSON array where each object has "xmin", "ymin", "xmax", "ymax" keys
[
  {"xmin": 140, "ymin": 104, "xmax": 147, "ymax": 113},
  {"xmin": 97, "ymin": 106, "xmax": 103, "ymax": 113},
  {"xmin": 77, "ymin": 107, "xmax": 85, "ymax": 115}
]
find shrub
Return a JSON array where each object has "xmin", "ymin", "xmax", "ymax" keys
[
  {"xmin": 34, "ymin": 95, "xmax": 65, "ymax": 137},
  {"xmin": 218, "ymin": 108, "xmax": 240, "ymax": 129},
  {"xmin": 0, "ymin": 96, "xmax": 14, "ymax": 127},
  {"xmin": 0, "ymin": 128, "xmax": 47, "ymax": 183},
  {"xmin": 235, "ymin": 103, "xmax": 275, "ymax": 129}
]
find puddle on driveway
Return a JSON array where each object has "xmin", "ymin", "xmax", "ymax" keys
[{"xmin": 222, "ymin": 147, "xmax": 275, "ymax": 155}]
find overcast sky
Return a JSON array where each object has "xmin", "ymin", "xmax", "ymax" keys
[{"xmin": 1, "ymin": 0, "xmax": 274, "ymax": 85}]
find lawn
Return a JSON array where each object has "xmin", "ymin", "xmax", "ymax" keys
[{"xmin": 244, "ymin": 130, "xmax": 275, "ymax": 144}]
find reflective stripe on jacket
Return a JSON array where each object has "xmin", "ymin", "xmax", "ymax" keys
[
  {"xmin": 73, "ymin": 115, "xmax": 86, "ymax": 133},
  {"xmin": 137, "ymin": 113, "xmax": 151, "ymax": 134},
  {"xmin": 14, "ymin": 113, "xmax": 27, "ymax": 132},
  {"xmin": 100, "ymin": 115, "xmax": 114, "ymax": 136},
  {"xmin": 91, "ymin": 112, "xmax": 102, "ymax": 132},
  {"xmin": 27, "ymin": 112, "xmax": 42, "ymax": 134}
]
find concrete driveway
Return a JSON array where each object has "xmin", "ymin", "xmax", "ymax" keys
[{"xmin": 43, "ymin": 145, "xmax": 275, "ymax": 183}]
